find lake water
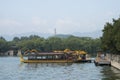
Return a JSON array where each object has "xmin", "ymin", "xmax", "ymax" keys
[{"xmin": 0, "ymin": 57, "xmax": 120, "ymax": 80}]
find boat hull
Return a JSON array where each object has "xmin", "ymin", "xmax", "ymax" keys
[
  {"xmin": 94, "ymin": 59, "xmax": 111, "ymax": 66},
  {"xmin": 75, "ymin": 59, "xmax": 91, "ymax": 63},
  {"xmin": 20, "ymin": 58, "xmax": 73, "ymax": 63}
]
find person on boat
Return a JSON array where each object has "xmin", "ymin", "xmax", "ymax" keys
[
  {"xmin": 100, "ymin": 53, "xmax": 105, "ymax": 60},
  {"xmin": 82, "ymin": 54, "xmax": 86, "ymax": 60}
]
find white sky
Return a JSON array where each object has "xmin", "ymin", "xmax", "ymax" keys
[{"xmin": 0, "ymin": 0, "xmax": 120, "ymax": 35}]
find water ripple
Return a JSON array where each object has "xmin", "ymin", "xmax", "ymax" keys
[{"xmin": 0, "ymin": 57, "xmax": 120, "ymax": 80}]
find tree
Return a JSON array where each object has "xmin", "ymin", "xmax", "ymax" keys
[
  {"xmin": 101, "ymin": 18, "xmax": 120, "ymax": 54},
  {"xmin": 0, "ymin": 39, "xmax": 9, "ymax": 53},
  {"xmin": 13, "ymin": 37, "xmax": 20, "ymax": 42},
  {"xmin": 0, "ymin": 34, "xmax": 102, "ymax": 55}
]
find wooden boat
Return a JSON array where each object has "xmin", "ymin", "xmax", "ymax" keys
[
  {"xmin": 20, "ymin": 53, "xmax": 73, "ymax": 63},
  {"xmin": 73, "ymin": 51, "xmax": 91, "ymax": 63},
  {"xmin": 94, "ymin": 51, "xmax": 111, "ymax": 66},
  {"xmin": 20, "ymin": 52, "xmax": 73, "ymax": 63},
  {"xmin": 94, "ymin": 58, "xmax": 111, "ymax": 66},
  {"xmin": 20, "ymin": 49, "xmax": 91, "ymax": 63}
]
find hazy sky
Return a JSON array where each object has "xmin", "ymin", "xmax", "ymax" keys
[{"xmin": 0, "ymin": 0, "xmax": 120, "ymax": 35}]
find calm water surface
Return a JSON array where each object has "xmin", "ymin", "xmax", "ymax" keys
[{"xmin": 0, "ymin": 57, "xmax": 120, "ymax": 80}]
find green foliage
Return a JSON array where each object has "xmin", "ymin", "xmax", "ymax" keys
[
  {"xmin": 0, "ymin": 35, "xmax": 101, "ymax": 55},
  {"xmin": 0, "ymin": 38, "xmax": 9, "ymax": 53},
  {"xmin": 101, "ymin": 18, "xmax": 120, "ymax": 54}
]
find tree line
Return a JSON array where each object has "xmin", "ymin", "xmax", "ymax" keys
[
  {"xmin": 1, "ymin": 17, "xmax": 119, "ymax": 56},
  {"xmin": 101, "ymin": 17, "xmax": 120, "ymax": 54},
  {"xmin": 0, "ymin": 35, "xmax": 101, "ymax": 55}
]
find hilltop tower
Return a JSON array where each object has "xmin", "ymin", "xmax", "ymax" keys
[{"xmin": 54, "ymin": 28, "xmax": 56, "ymax": 36}]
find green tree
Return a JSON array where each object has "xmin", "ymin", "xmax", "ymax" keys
[
  {"xmin": 101, "ymin": 18, "xmax": 120, "ymax": 54},
  {"xmin": 0, "ymin": 38, "xmax": 9, "ymax": 53}
]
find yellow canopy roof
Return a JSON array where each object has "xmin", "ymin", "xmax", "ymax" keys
[
  {"xmin": 64, "ymin": 49, "xmax": 71, "ymax": 53},
  {"xmin": 79, "ymin": 51, "xmax": 87, "ymax": 54}
]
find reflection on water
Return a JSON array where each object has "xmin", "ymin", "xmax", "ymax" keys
[
  {"xmin": 101, "ymin": 66, "xmax": 120, "ymax": 80},
  {"xmin": 0, "ymin": 57, "xmax": 120, "ymax": 80},
  {"xmin": 26, "ymin": 63, "xmax": 73, "ymax": 68}
]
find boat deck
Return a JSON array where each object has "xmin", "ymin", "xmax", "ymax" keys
[{"xmin": 94, "ymin": 57, "xmax": 111, "ymax": 66}]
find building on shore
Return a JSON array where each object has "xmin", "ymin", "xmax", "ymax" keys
[{"xmin": 0, "ymin": 45, "xmax": 20, "ymax": 56}]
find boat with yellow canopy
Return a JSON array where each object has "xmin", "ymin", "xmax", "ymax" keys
[
  {"xmin": 20, "ymin": 49, "xmax": 91, "ymax": 63},
  {"xmin": 73, "ymin": 50, "xmax": 91, "ymax": 62},
  {"xmin": 20, "ymin": 49, "xmax": 73, "ymax": 63}
]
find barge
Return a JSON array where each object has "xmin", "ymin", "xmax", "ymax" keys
[{"xmin": 20, "ymin": 49, "xmax": 91, "ymax": 63}]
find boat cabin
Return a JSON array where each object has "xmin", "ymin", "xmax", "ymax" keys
[
  {"xmin": 28, "ymin": 52, "xmax": 68, "ymax": 60},
  {"xmin": 20, "ymin": 49, "xmax": 91, "ymax": 63}
]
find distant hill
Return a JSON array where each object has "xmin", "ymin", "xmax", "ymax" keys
[
  {"xmin": 73, "ymin": 30, "xmax": 102, "ymax": 38},
  {"xmin": 53, "ymin": 34, "xmax": 73, "ymax": 38},
  {"xmin": 0, "ymin": 30, "xmax": 102, "ymax": 41},
  {"xmin": 1, "ymin": 32, "xmax": 53, "ymax": 41}
]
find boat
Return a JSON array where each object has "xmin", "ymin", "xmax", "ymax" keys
[
  {"xmin": 20, "ymin": 49, "xmax": 73, "ymax": 63},
  {"xmin": 94, "ymin": 51, "xmax": 111, "ymax": 66},
  {"xmin": 20, "ymin": 49, "xmax": 91, "ymax": 63},
  {"xmin": 73, "ymin": 50, "xmax": 91, "ymax": 63}
]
